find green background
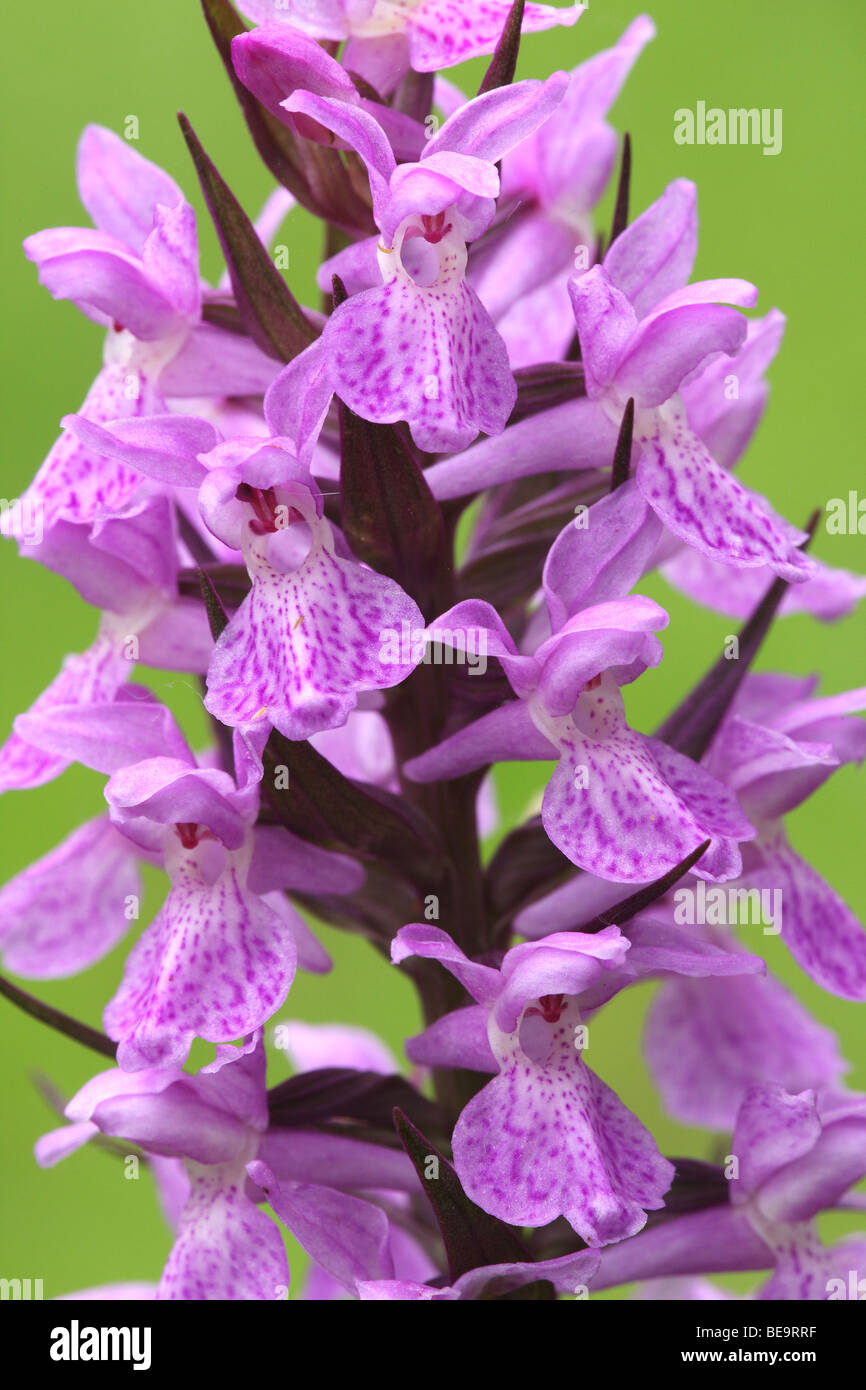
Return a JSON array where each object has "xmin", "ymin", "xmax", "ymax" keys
[{"xmin": 0, "ymin": 0, "xmax": 863, "ymax": 1299}]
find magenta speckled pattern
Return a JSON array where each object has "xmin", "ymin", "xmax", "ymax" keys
[
  {"xmin": 205, "ymin": 528, "xmax": 424, "ymax": 739},
  {"xmin": 326, "ymin": 260, "xmax": 516, "ymax": 452},
  {"xmin": 452, "ymin": 999, "xmax": 673, "ymax": 1244},
  {"xmin": 105, "ymin": 857, "xmax": 297, "ymax": 1071},
  {"xmin": 7, "ymin": 7, "xmax": 865, "ymax": 1305}
]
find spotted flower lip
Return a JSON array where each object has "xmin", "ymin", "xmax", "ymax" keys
[
  {"xmin": 6, "ymin": 4, "xmax": 864, "ymax": 1307},
  {"xmin": 393, "ymin": 921, "xmax": 761, "ymax": 1246},
  {"xmin": 6, "ymin": 692, "xmax": 361, "ymax": 1068},
  {"xmin": 58, "ymin": 414, "xmax": 427, "ymax": 740},
  {"xmin": 403, "ymin": 595, "xmax": 755, "ymax": 883},
  {"xmin": 699, "ymin": 673, "xmax": 866, "ymax": 1000},
  {"xmin": 564, "ymin": 189, "xmax": 814, "ymax": 582},
  {"xmin": 264, "ymin": 73, "xmax": 568, "ymax": 453},
  {"xmin": 200, "ymin": 446, "xmax": 426, "ymax": 739}
]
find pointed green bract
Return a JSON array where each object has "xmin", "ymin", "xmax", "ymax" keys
[
  {"xmin": 656, "ymin": 512, "xmax": 820, "ymax": 761},
  {"xmin": 179, "ymin": 111, "xmax": 316, "ymax": 363},
  {"xmin": 198, "ymin": 565, "xmax": 230, "ymax": 640},
  {"xmin": 393, "ymin": 1108, "xmax": 545, "ymax": 1286},
  {"xmin": 478, "ymin": 0, "xmax": 527, "ymax": 95},
  {"xmin": 200, "ymin": 0, "xmax": 375, "ymax": 234},
  {"xmin": 577, "ymin": 840, "xmax": 711, "ymax": 933}
]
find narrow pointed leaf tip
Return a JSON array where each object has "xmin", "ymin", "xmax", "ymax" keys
[
  {"xmin": 609, "ymin": 397, "xmax": 635, "ymax": 492},
  {"xmin": 609, "ymin": 132, "xmax": 632, "ymax": 247},
  {"xmin": 393, "ymin": 1107, "xmax": 538, "ymax": 1284},
  {"xmin": 577, "ymin": 840, "xmax": 711, "ymax": 932},
  {"xmin": 199, "ymin": 566, "xmax": 230, "ymax": 641},
  {"xmin": 656, "ymin": 510, "xmax": 820, "ymax": 761},
  {"xmin": 178, "ymin": 111, "xmax": 316, "ymax": 363},
  {"xmin": 478, "ymin": 0, "xmax": 527, "ymax": 95},
  {"xmin": 0, "ymin": 972, "xmax": 116, "ymax": 1060}
]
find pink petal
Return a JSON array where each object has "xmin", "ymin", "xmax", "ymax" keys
[
  {"xmin": 141, "ymin": 202, "xmax": 200, "ymax": 321},
  {"xmin": 274, "ymin": 1022, "xmax": 397, "ymax": 1075},
  {"xmin": 405, "ymin": 1005, "xmax": 497, "ymax": 1074},
  {"xmin": 425, "ymin": 396, "xmax": 617, "ymax": 500},
  {"xmin": 662, "ymin": 545, "xmax": 866, "ymax": 624},
  {"xmin": 0, "ymin": 638, "xmax": 131, "ymax": 792},
  {"xmin": 60, "ymin": 412, "xmax": 214, "ymax": 488},
  {"xmin": 636, "ymin": 405, "xmax": 815, "ymax": 580},
  {"xmin": 259, "ymin": 1129, "xmax": 418, "ymax": 1193},
  {"xmin": 106, "ymin": 760, "xmax": 248, "ymax": 850},
  {"xmin": 6, "ymin": 365, "xmax": 162, "ymax": 534},
  {"xmin": 161, "ymin": 321, "xmax": 282, "ymax": 397},
  {"xmin": 205, "ymin": 540, "xmax": 423, "ymax": 740},
  {"xmin": 15, "ymin": 689, "xmax": 193, "ymax": 780},
  {"xmin": 391, "ymin": 924, "xmax": 502, "ymax": 1006},
  {"xmin": 159, "ymin": 1166, "xmax": 289, "ymax": 1300},
  {"xmin": 603, "ymin": 179, "xmax": 698, "ymax": 317},
  {"xmin": 731, "ymin": 1084, "xmax": 821, "ymax": 1199},
  {"xmin": 615, "ymin": 302, "xmax": 750, "ymax": 409},
  {"xmin": 0, "ymin": 816, "xmax": 139, "ymax": 978},
  {"xmin": 281, "ymin": 91, "xmax": 395, "ymax": 225},
  {"xmin": 76, "ymin": 125, "xmax": 185, "ymax": 253},
  {"xmin": 250, "ymin": 1162, "xmax": 394, "ymax": 1290},
  {"xmin": 568, "ymin": 265, "xmax": 638, "ymax": 396},
  {"xmin": 744, "ymin": 836, "xmax": 866, "ymax": 1000},
  {"xmin": 646, "ymin": 962, "xmax": 848, "ymax": 1131},
  {"xmin": 35, "ymin": 1121, "xmax": 98, "ymax": 1168},
  {"xmin": 105, "ymin": 860, "xmax": 297, "ymax": 1071},
  {"xmin": 325, "ymin": 271, "xmax": 515, "ymax": 454},
  {"xmin": 29, "ymin": 241, "xmax": 180, "ymax": 341},
  {"xmin": 543, "ymin": 483, "xmax": 663, "ymax": 628}
]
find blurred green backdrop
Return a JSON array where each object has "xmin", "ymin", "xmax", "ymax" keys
[{"xmin": 1, "ymin": 0, "xmax": 863, "ymax": 1299}]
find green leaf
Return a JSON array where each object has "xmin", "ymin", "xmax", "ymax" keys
[
  {"xmin": 336, "ymin": 298, "xmax": 446, "ymax": 608},
  {"xmin": 200, "ymin": 0, "xmax": 375, "ymax": 235},
  {"xmin": 0, "ymin": 972, "xmax": 116, "ymax": 1061},
  {"xmin": 656, "ymin": 510, "xmax": 820, "ymax": 761},
  {"xmin": 478, "ymin": 0, "xmax": 526, "ymax": 95},
  {"xmin": 198, "ymin": 566, "xmax": 230, "ymax": 641},
  {"xmin": 393, "ymin": 1108, "xmax": 536, "ymax": 1283},
  {"xmin": 576, "ymin": 840, "xmax": 711, "ymax": 933},
  {"xmin": 261, "ymin": 731, "xmax": 442, "ymax": 886},
  {"xmin": 178, "ymin": 111, "xmax": 316, "ymax": 363}
]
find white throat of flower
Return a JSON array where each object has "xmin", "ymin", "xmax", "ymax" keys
[
  {"xmin": 104, "ymin": 322, "xmax": 190, "ymax": 383},
  {"xmin": 377, "ymin": 210, "xmax": 467, "ymax": 292},
  {"xmin": 346, "ymin": 0, "xmax": 422, "ymax": 40}
]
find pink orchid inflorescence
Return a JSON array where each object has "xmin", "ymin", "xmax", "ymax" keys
[{"xmin": 2, "ymin": 1, "xmax": 864, "ymax": 1308}]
